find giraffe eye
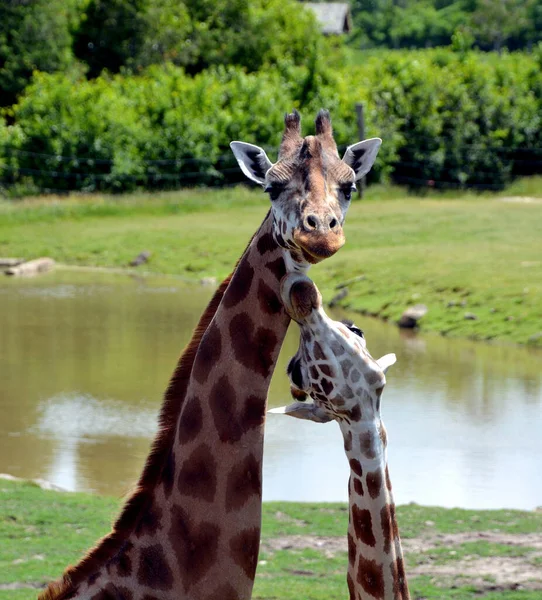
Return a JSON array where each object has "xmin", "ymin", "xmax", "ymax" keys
[
  {"xmin": 341, "ymin": 184, "xmax": 356, "ymax": 202},
  {"xmin": 264, "ymin": 182, "xmax": 284, "ymax": 201}
]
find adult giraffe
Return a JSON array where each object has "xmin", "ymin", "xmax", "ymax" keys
[
  {"xmin": 272, "ymin": 273, "xmax": 409, "ymax": 600},
  {"xmin": 39, "ymin": 110, "xmax": 381, "ymax": 600}
]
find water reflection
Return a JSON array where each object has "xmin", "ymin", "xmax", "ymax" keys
[{"xmin": 0, "ymin": 271, "xmax": 541, "ymax": 509}]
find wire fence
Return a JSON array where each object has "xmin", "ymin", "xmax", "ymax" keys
[{"xmin": 1, "ymin": 142, "xmax": 541, "ymax": 196}]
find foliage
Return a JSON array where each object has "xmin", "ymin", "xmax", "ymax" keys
[
  {"xmin": 1, "ymin": 49, "xmax": 540, "ymax": 194},
  {"xmin": 0, "ymin": 0, "xmax": 81, "ymax": 107},
  {"xmin": 74, "ymin": 0, "xmax": 321, "ymax": 77},
  {"xmin": 348, "ymin": 0, "xmax": 542, "ymax": 51}
]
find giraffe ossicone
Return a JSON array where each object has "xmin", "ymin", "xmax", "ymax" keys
[
  {"xmin": 272, "ymin": 272, "xmax": 410, "ymax": 600},
  {"xmin": 40, "ymin": 111, "xmax": 382, "ymax": 600}
]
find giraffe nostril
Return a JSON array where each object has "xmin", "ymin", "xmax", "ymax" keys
[
  {"xmin": 329, "ymin": 217, "xmax": 338, "ymax": 230},
  {"xmin": 306, "ymin": 215, "xmax": 318, "ymax": 230}
]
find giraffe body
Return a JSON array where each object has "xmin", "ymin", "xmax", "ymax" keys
[
  {"xmin": 274, "ymin": 273, "xmax": 409, "ymax": 600},
  {"xmin": 40, "ymin": 112, "xmax": 382, "ymax": 600}
]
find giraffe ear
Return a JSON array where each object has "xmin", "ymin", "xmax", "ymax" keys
[
  {"xmin": 269, "ymin": 403, "xmax": 334, "ymax": 423},
  {"xmin": 376, "ymin": 353, "xmax": 396, "ymax": 374},
  {"xmin": 342, "ymin": 138, "xmax": 382, "ymax": 180},
  {"xmin": 230, "ymin": 142, "xmax": 274, "ymax": 185}
]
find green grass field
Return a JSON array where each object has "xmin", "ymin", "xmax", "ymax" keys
[
  {"xmin": 1, "ymin": 179, "xmax": 541, "ymax": 346},
  {"xmin": 1, "ymin": 478, "xmax": 541, "ymax": 599}
]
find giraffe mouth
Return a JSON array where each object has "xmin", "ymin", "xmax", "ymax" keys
[{"xmin": 293, "ymin": 230, "xmax": 346, "ymax": 263}]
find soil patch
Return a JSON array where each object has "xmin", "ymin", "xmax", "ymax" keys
[{"xmin": 263, "ymin": 532, "xmax": 542, "ymax": 591}]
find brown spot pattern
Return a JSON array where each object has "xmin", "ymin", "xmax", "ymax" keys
[
  {"xmin": 360, "ymin": 430, "xmax": 376, "ymax": 460},
  {"xmin": 357, "ymin": 555, "xmax": 385, "ymax": 599},
  {"xmin": 347, "ymin": 532, "xmax": 357, "ymax": 566},
  {"xmin": 349, "ymin": 458, "xmax": 363, "ymax": 478},
  {"xmin": 135, "ymin": 502, "xmax": 163, "ymax": 538},
  {"xmin": 230, "ymin": 527, "xmax": 260, "ymax": 579},
  {"xmin": 229, "ymin": 313, "xmax": 277, "ymax": 378},
  {"xmin": 209, "ymin": 376, "xmax": 263, "ymax": 443},
  {"xmin": 380, "ymin": 504, "xmax": 392, "ymax": 554},
  {"xmin": 353, "ymin": 477, "xmax": 364, "ymax": 496},
  {"xmin": 90, "ymin": 584, "xmax": 124, "ymax": 600},
  {"xmin": 223, "ymin": 260, "xmax": 254, "ymax": 309},
  {"xmin": 366, "ymin": 470, "xmax": 383, "ymax": 499},
  {"xmin": 319, "ymin": 363, "xmax": 334, "ymax": 377},
  {"xmin": 385, "ymin": 465, "xmax": 392, "ymax": 491},
  {"xmin": 169, "ymin": 506, "xmax": 220, "ymax": 590},
  {"xmin": 108, "ymin": 542, "xmax": 133, "ymax": 577},
  {"xmin": 205, "ymin": 583, "xmax": 240, "ymax": 600},
  {"xmin": 341, "ymin": 359, "xmax": 353, "ymax": 378},
  {"xmin": 347, "ymin": 572, "xmax": 356, "ymax": 600},
  {"xmin": 256, "ymin": 232, "xmax": 274, "ymax": 255},
  {"xmin": 137, "ymin": 545, "xmax": 174, "ymax": 590},
  {"xmin": 321, "ymin": 378, "xmax": 333, "ymax": 395},
  {"xmin": 115, "ymin": 588, "xmax": 133, "ymax": 600},
  {"xmin": 193, "ymin": 322, "xmax": 222, "ymax": 384},
  {"xmin": 225, "ymin": 453, "xmax": 262, "ymax": 512},
  {"xmin": 313, "ymin": 341, "xmax": 325, "ymax": 360},
  {"xmin": 258, "ymin": 279, "xmax": 282, "ymax": 315},
  {"xmin": 351, "ymin": 504, "xmax": 376, "ymax": 547},
  {"xmin": 344, "ymin": 430, "xmax": 352, "ymax": 452},
  {"xmin": 350, "ymin": 405, "xmax": 362, "ymax": 422},
  {"xmin": 161, "ymin": 450, "xmax": 176, "ymax": 497},
  {"xmin": 392, "ymin": 557, "xmax": 409, "ymax": 598},
  {"xmin": 178, "ymin": 443, "xmax": 218, "ymax": 502},
  {"xmin": 178, "ymin": 395, "xmax": 203, "ymax": 445},
  {"xmin": 266, "ymin": 257, "xmax": 286, "ymax": 281}
]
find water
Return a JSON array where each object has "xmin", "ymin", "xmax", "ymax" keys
[{"xmin": 1, "ymin": 270, "xmax": 541, "ymax": 510}]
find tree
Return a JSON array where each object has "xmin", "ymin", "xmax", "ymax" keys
[
  {"xmin": 0, "ymin": 0, "xmax": 79, "ymax": 106},
  {"xmin": 469, "ymin": 0, "xmax": 531, "ymax": 51}
]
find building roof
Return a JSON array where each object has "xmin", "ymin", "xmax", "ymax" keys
[{"xmin": 305, "ymin": 3, "xmax": 353, "ymax": 35}]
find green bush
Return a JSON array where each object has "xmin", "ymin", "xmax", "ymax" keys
[
  {"xmin": 0, "ymin": 0, "xmax": 81, "ymax": 107},
  {"xmin": 74, "ymin": 0, "xmax": 321, "ymax": 77},
  {"xmin": 1, "ymin": 49, "xmax": 540, "ymax": 194}
]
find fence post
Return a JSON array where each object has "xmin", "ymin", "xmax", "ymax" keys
[{"xmin": 355, "ymin": 102, "xmax": 365, "ymax": 199}]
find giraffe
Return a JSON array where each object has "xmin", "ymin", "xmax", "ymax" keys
[
  {"xmin": 271, "ymin": 273, "xmax": 409, "ymax": 600},
  {"xmin": 39, "ymin": 111, "xmax": 382, "ymax": 600}
]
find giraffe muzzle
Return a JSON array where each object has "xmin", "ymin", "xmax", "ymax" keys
[
  {"xmin": 280, "ymin": 273, "xmax": 322, "ymax": 322},
  {"xmin": 293, "ymin": 228, "xmax": 345, "ymax": 263}
]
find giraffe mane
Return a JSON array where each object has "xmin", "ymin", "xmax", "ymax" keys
[{"xmin": 39, "ymin": 214, "xmax": 270, "ymax": 600}]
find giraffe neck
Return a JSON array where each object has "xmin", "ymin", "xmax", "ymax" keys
[
  {"xmin": 44, "ymin": 213, "xmax": 292, "ymax": 600},
  {"xmin": 341, "ymin": 419, "xmax": 410, "ymax": 600}
]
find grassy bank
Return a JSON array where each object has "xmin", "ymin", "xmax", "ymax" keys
[
  {"xmin": 1, "ymin": 181, "xmax": 541, "ymax": 346},
  {"xmin": 1, "ymin": 477, "xmax": 541, "ymax": 599}
]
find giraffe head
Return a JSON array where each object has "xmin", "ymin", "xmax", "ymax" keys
[
  {"xmin": 271, "ymin": 273, "xmax": 396, "ymax": 429},
  {"xmin": 230, "ymin": 110, "xmax": 381, "ymax": 270}
]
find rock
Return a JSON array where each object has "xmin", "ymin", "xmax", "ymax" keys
[
  {"xmin": 5, "ymin": 258, "xmax": 55, "ymax": 277},
  {"xmin": 446, "ymin": 301, "xmax": 457, "ymax": 308},
  {"xmin": 398, "ymin": 304, "xmax": 427, "ymax": 329},
  {"xmin": 0, "ymin": 258, "xmax": 24, "ymax": 268},
  {"xmin": 464, "ymin": 312, "xmax": 477, "ymax": 320},
  {"xmin": 335, "ymin": 274, "xmax": 366, "ymax": 289},
  {"xmin": 200, "ymin": 277, "xmax": 217, "ymax": 286},
  {"xmin": 129, "ymin": 251, "xmax": 151, "ymax": 267},
  {"xmin": 460, "ymin": 300, "xmax": 467, "ymax": 307},
  {"xmin": 328, "ymin": 288, "xmax": 348, "ymax": 308}
]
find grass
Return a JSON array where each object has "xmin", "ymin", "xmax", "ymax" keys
[
  {"xmin": 1, "ymin": 180, "xmax": 541, "ymax": 346},
  {"xmin": 1, "ymin": 478, "xmax": 542, "ymax": 599}
]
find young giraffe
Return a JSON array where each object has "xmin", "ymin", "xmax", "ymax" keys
[
  {"xmin": 39, "ymin": 112, "xmax": 381, "ymax": 600},
  {"xmin": 271, "ymin": 273, "xmax": 409, "ymax": 600}
]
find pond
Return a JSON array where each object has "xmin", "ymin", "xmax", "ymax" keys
[{"xmin": 1, "ymin": 270, "xmax": 541, "ymax": 510}]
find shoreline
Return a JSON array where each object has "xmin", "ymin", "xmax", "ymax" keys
[{"xmin": 1, "ymin": 186, "xmax": 542, "ymax": 348}]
